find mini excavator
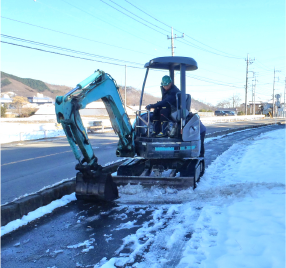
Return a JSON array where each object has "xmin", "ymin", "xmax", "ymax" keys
[{"xmin": 55, "ymin": 56, "xmax": 204, "ymax": 201}]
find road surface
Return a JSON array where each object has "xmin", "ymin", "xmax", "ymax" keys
[{"xmin": 1, "ymin": 123, "xmax": 284, "ymax": 268}]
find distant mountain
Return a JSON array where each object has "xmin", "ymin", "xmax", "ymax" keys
[
  {"xmin": 119, "ymin": 85, "xmax": 214, "ymax": 111},
  {"xmin": 1, "ymin": 71, "xmax": 72, "ymax": 99},
  {"xmin": 1, "ymin": 72, "xmax": 213, "ymax": 111},
  {"xmin": 118, "ymin": 85, "xmax": 160, "ymax": 106},
  {"xmin": 0, "ymin": 71, "xmax": 158, "ymax": 105},
  {"xmin": 191, "ymin": 99, "xmax": 215, "ymax": 112}
]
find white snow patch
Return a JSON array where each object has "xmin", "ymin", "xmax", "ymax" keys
[
  {"xmin": 97, "ymin": 128, "xmax": 285, "ymax": 267},
  {"xmin": 2, "ymin": 177, "xmax": 75, "ymax": 206},
  {"xmin": 1, "ymin": 193, "xmax": 76, "ymax": 236},
  {"xmin": 67, "ymin": 238, "xmax": 95, "ymax": 253},
  {"xmin": 113, "ymin": 220, "xmax": 139, "ymax": 231}
]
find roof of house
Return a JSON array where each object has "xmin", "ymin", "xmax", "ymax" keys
[{"xmin": 0, "ymin": 98, "xmax": 13, "ymax": 103}]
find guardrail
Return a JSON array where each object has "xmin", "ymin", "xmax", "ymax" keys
[
  {"xmin": 1, "ymin": 115, "xmax": 268, "ymax": 143},
  {"xmin": 1, "ymin": 120, "xmax": 104, "ymax": 143},
  {"xmin": 201, "ymin": 115, "xmax": 265, "ymax": 124}
]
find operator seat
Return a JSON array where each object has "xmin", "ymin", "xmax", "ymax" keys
[{"xmin": 170, "ymin": 92, "xmax": 191, "ymax": 121}]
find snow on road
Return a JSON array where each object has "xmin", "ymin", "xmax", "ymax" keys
[
  {"xmin": 0, "ymin": 122, "xmax": 66, "ymax": 144},
  {"xmin": 99, "ymin": 128, "xmax": 285, "ymax": 267},
  {"xmin": 1, "ymin": 128, "xmax": 285, "ymax": 267}
]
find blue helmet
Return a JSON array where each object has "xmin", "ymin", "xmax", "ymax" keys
[{"xmin": 161, "ymin": 75, "xmax": 172, "ymax": 86}]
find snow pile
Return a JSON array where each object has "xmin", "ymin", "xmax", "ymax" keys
[
  {"xmin": 1, "ymin": 118, "xmax": 106, "ymax": 144},
  {"xmin": 180, "ymin": 190, "xmax": 285, "ymax": 268},
  {"xmin": 0, "ymin": 122, "xmax": 65, "ymax": 143},
  {"xmin": 1, "ymin": 128, "xmax": 285, "ymax": 267},
  {"xmin": 1, "ymin": 193, "xmax": 77, "ymax": 236},
  {"xmin": 100, "ymin": 129, "xmax": 285, "ymax": 267}
]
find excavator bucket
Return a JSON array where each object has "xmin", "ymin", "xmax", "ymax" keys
[
  {"xmin": 74, "ymin": 160, "xmax": 125, "ymax": 202},
  {"xmin": 75, "ymin": 158, "xmax": 204, "ymax": 201},
  {"xmin": 112, "ymin": 158, "xmax": 205, "ymax": 190},
  {"xmin": 113, "ymin": 175, "xmax": 196, "ymax": 189},
  {"xmin": 75, "ymin": 172, "xmax": 118, "ymax": 201}
]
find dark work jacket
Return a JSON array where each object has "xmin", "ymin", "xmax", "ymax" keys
[
  {"xmin": 200, "ymin": 121, "xmax": 206, "ymax": 134},
  {"xmin": 153, "ymin": 84, "xmax": 180, "ymax": 109}
]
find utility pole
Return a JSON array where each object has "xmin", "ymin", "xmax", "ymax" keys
[
  {"xmin": 245, "ymin": 54, "xmax": 255, "ymax": 115},
  {"xmin": 272, "ymin": 68, "xmax": 276, "ymax": 117},
  {"xmin": 272, "ymin": 68, "xmax": 281, "ymax": 117},
  {"xmin": 232, "ymin": 93, "xmax": 235, "ymax": 108},
  {"xmin": 284, "ymin": 77, "xmax": 286, "ymax": 117},
  {"xmin": 167, "ymin": 27, "xmax": 184, "ymax": 56},
  {"xmin": 124, "ymin": 65, "xmax": 127, "ymax": 109},
  {"xmin": 250, "ymin": 71, "xmax": 257, "ymax": 115},
  {"xmin": 253, "ymin": 77, "xmax": 257, "ymax": 115},
  {"xmin": 251, "ymin": 82, "xmax": 254, "ymax": 114}
]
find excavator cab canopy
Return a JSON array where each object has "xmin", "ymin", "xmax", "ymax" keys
[
  {"xmin": 140, "ymin": 56, "xmax": 198, "ymax": 124},
  {"xmin": 144, "ymin": 56, "xmax": 197, "ymax": 71}
]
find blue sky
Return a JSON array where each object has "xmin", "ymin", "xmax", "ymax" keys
[{"xmin": 1, "ymin": 0, "xmax": 285, "ymax": 105}]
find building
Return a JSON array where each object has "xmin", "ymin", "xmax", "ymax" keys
[
  {"xmin": 79, "ymin": 102, "xmax": 138, "ymax": 117},
  {"xmin": 0, "ymin": 94, "xmax": 13, "ymax": 106},
  {"xmin": 27, "ymin": 93, "xmax": 53, "ymax": 105}
]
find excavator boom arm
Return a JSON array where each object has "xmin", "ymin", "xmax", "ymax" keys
[{"xmin": 55, "ymin": 70, "xmax": 135, "ymax": 166}]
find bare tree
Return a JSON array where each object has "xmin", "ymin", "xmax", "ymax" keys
[
  {"xmin": 229, "ymin": 94, "xmax": 241, "ymax": 108},
  {"xmin": 217, "ymin": 99, "xmax": 231, "ymax": 108},
  {"xmin": 217, "ymin": 94, "xmax": 242, "ymax": 109},
  {"xmin": 11, "ymin": 96, "xmax": 29, "ymax": 115}
]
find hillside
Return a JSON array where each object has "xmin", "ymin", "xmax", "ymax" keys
[
  {"xmin": 1, "ymin": 72, "xmax": 72, "ymax": 99},
  {"xmin": 0, "ymin": 71, "xmax": 158, "ymax": 105},
  {"xmin": 118, "ymin": 86, "xmax": 160, "ymax": 106},
  {"xmin": 1, "ymin": 72, "xmax": 213, "ymax": 111}
]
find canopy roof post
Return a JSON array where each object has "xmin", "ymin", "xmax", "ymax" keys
[
  {"xmin": 169, "ymin": 65, "xmax": 175, "ymax": 83},
  {"xmin": 180, "ymin": 63, "xmax": 186, "ymax": 125}
]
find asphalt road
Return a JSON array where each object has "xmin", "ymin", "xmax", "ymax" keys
[
  {"xmin": 1, "ymin": 133, "xmax": 123, "ymax": 204},
  {"xmin": 1, "ymin": 118, "xmax": 283, "ymax": 204},
  {"xmin": 2, "ymin": 123, "xmax": 284, "ymax": 268}
]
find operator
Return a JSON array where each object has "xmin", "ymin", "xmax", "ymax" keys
[{"xmin": 145, "ymin": 75, "xmax": 180, "ymax": 137}]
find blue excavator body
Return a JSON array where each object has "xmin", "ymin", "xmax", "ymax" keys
[{"xmin": 55, "ymin": 57, "xmax": 205, "ymax": 201}]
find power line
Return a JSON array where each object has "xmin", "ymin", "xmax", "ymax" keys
[
  {"xmin": 108, "ymin": 0, "xmax": 169, "ymax": 34},
  {"xmin": 199, "ymin": 67, "xmax": 243, "ymax": 81},
  {"xmin": 255, "ymin": 60, "xmax": 273, "ymax": 71},
  {"xmin": 191, "ymin": 74, "xmax": 243, "ymax": 86},
  {"xmin": 96, "ymin": 0, "xmax": 244, "ymax": 59},
  {"xmin": 1, "ymin": 41, "xmax": 144, "ymax": 69},
  {"xmin": 123, "ymin": 0, "xmax": 244, "ymax": 59},
  {"xmin": 1, "ymin": 16, "xmax": 156, "ymax": 57},
  {"xmin": 180, "ymin": 34, "xmax": 244, "ymax": 59},
  {"xmin": 125, "ymin": 3, "xmax": 243, "ymax": 59},
  {"xmin": 187, "ymin": 74, "xmax": 244, "ymax": 88},
  {"xmin": 124, "ymin": 0, "xmax": 171, "ymax": 29},
  {"xmin": 176, "ymin": 38, "xmax": 243, "ymax": 59},
  {"xmin": 1, "ymin": 34, "xmax": 144, "ymax": 66},
  {"xmin": 255, "ymin": 92, "xmax": 271, "ymax": 97},
  {"xmin": 59, "ymin": 0, "xmax": 165, "ymax": 48},
  {"xmin": 99, "ymin": 0, "xmax": 166, "ymax": 36}
]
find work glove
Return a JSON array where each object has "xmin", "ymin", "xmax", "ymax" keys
[{"xmin": 145, "ymin": 104, "xmax": 155, "ymax": 110}]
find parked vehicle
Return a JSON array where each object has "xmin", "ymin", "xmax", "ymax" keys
[
  {"xmin": 223, "ymin": 111, "xmax": 235, "ymax": 116},
  {"xmin": 215, "ymin": 110, "xmax": 226, "ymax": 116}
]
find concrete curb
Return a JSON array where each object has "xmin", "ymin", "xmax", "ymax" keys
[
  {"xmin": 1, "ymin": 180, "xmax": 75, "ymax": 226},
  {"xmin": 1, "ymin": 121, "xmax": 284, "ymax": 226},
  {"xmin": 1, "ymin": 160, "xmax": 124, "ymax": 227}
]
